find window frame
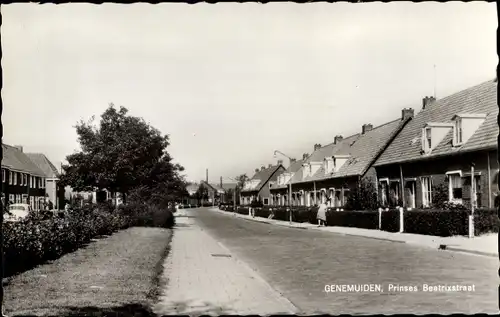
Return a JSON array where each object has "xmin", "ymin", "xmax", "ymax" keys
[
  {"xmin": 2, "ymin": 169, "xmax": 5, "ymax": 183},
  {"xmin": 454, "ymin": 118, "xmax": 463, "ymax": 146},
  {"xmin": 425, "ymin": 127, "xmax": 432, "ymax": 150},
  {"xmin": 448, "ymin": 173, "xmax": 463, "ymax": 203},
  {"xmin": 421, "ymin": 176, "xmax": 432, "ymax": 208},
  {"xmin": 13, "ymin": 172, "xmax": 17, "ymax": 185}
]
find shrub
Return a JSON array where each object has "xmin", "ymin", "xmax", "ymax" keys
[
  {"xmin": 254, "ymin": 207, "xmax": 270, "ymax": 218},
  {"xmin": 118, "ymin": 202, "xmax": 175, "ymax": 229},
  {"xmin": 326, "ymin": 209, "xmax": 378, "ymax": 229},
  {"xmin": 381, "ymin": 210, "xmax": 400, "ymax": 232},
  {"xmin": 403, "ymin": 209, "xmax": 468, "ymax": 237},
  {"xmin": 474, "ymin": 208, "xmax": 500, "ymax": 235},
  {"xmin": 236, "ymin": 207, "xmax": 249, "ymax": 215},
  {"xmin": 345, "ymin": 178, "xmax": 379, "ymax": 211}
]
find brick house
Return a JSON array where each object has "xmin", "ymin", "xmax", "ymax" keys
[
  {"xmin": 286, "ymin": 109, "xmax": 412, "ymax": 208},
  {"xmin": 269, "ymin": 158, "xmax": 305, "ymax": 206},
  {"xmin": 373, "ymin": 79, "xmax": 498, "ymax": 209},
  {"xmin": 240, "ymin": 164, "xmax": 285, "ymax": 206},
  {"xmin": 26, "ymin": 153, "xmax": 66, "ymax": 210},
  {"xmin": 2, "ymin": 144, "xmax": 47, "ymax": 210}
]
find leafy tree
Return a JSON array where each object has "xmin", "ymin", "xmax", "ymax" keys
[
  {"xmin": 234, "ymin": 174, "xmax": 249, "ymax": 205},
  {"xmin": 195, "ymin": 185, "xmax": 209, "ymax": 205},
  {"xmin": 60, "ymin": 104, "xmax": 186, "ymax": 205},
  {"xmin": 345, "ymin": 177, "xmax": 379, "ymax": 211}
]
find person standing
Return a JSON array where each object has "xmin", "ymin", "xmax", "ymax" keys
[{"xmin": 316, "ymin": 198, "xmax": 329, "ymax": 227}]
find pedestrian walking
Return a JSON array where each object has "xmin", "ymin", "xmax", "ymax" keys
[{"xmin": 317, "ymin": 198, "xmax": 329, "ymax": 227}]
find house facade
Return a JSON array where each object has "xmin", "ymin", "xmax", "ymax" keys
[
  {"xmin": 285, "ymin": 109, "xmax": 412, "ymax": 208},
  {"xmin": 373, "ymin": 79, "xmax": 498, "ymax": 209},
  {"xmin": 2, "ymin": 144, "xmax": 47, "ymax": 210},
  {"xmin": 269, "ymin": 158, "xmax": 304, "ymax": 206},
  {"xmin": 240, "ymin": 164, "xmax": 285, "ymax": 205},
  {"xmin": 26, "ymin": 152, "xmax": 66, "ymax": 209}
]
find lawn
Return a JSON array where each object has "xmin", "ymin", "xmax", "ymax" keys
[{"xmin": 3, "ymin": 226, "xmax": 172, "ymax": 316}]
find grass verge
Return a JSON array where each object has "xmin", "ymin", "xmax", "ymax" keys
[{"xmin": 3, "ymin": 227, "xmax": 173, "ymax": 317}]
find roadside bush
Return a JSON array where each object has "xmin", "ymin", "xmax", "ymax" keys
[
  {"xmin": 381, "ymin": 210, "xmax": 400, "ymax": 232},
  {"xmin": 326, "ymin": 210, "xmax": 378, "ymax": 229},
  {"xmin": 254, "ymin": 207, "xmax": 270, "ymax": 218},
  {"xmin": 403, "ymin": 209, "xmax": 468, "ymax": 237},
  {"xmin": 474, "ymin": 208, "xmax": 500, "ymax": 235},
  {"xmin": 118, "ymin": 202, "xmax": 175, "ymax": 229},
  {"xmin": 236, "ymin": 207, "xmax": 249, "ymax": 215}
]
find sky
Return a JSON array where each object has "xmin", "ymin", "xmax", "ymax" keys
[{"xmin": 2, "ymin": 2, "xmax": 497, "ymax": 184}]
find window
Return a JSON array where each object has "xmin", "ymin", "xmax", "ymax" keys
[
  {"xmin": 421, "ymin": 177, "xmax": 432, "ymax": 208},
  {"xmin": 13, "ymin": 172, "xmax": 17, "ymax": 185},
  {"xmin": 24, "ymin": 174, "xmax": 27, "ymax": 186},
  {"xmin": 449, "ymin": 174, "xmax": 463, "ymax": 202},
  {"xmin": 9, "ymin": 194, "xmax": 14, "ymax": 204},
  {"xmin": 2, "ymin": 169, "xmax": 4, "ymax": 183},
  {"xmin": 425, "ymin": 127, "xmax": 432, "ymax": 150},
  {"xmin": 264, "ymin": 197, "xmax": 269, "ymax": 205},
  {"xmin": 9, "ymin": 171, "xmax": 12, "ymax": 185},
  {"xmin": 454, "ymin": 119, "xmax": 463, "ymax": 145},
  {"xmin": 380, "ymin": 181, "xmax": 389, "ymax": 206}
]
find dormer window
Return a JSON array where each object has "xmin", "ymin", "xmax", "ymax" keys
[
  {"xmin": 454, "ymin": 118, "xmax": 463, "ymax": 145},
  {"xmin": 425, "ymin": 127, "xmax": 432, "ymax": 150}
]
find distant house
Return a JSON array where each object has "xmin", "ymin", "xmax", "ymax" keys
[
  {"xmin": 240, "ymin": 164, "xmax": 285, "ymax": 206},
  {"xmin": 374, "ymin": 79, "xmax": 498, "ymax": 209},
  {"xmin": 287, "ymin": 108, "xmax": 411, "ymax": 208},
  {"xmin": 269, "ymin": 159, "xmax": 304, "ymax": 206},
  {"xmin": 1, "ymin": 144, "xmax": 46, "ymax": 210},
  {"xmin": 26, "ymin": 152, "xmax": 66, "ymax": 209}
]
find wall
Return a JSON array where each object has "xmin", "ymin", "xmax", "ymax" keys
[{"xmin": 375, "ymin": 149, "xmax": 498, "ymax": 209}]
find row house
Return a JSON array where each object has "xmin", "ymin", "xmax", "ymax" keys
[
  {"xmin": 2, "ymin": 144, "xmax": 47, "ymax": 210},
  {"xmin": 374, "ymin": 79, "xmax": 498, "ymax": 209},
  {"xmin": 26, "ymin": 152, "xmax": 66, "ymax": 209},
  {"xmin": 269, "ymin": 158, "xmax": 305, "ymax": 206},
  {"xmin": 240, "ymin": 163, "xmax": 285, "ymax": 205},
  {"xmin": 279, "ymin": 109, "xmax": 412, "ymax": 208}
]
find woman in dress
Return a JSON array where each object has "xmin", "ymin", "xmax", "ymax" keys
[{"xmin": 316, "ymin": 198, "xmax": 329, "ymax": 227}]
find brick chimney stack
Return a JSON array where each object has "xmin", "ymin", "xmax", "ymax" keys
[
  {"xmin": 422, "ymin": 96, "xmax": 436, "ymax": 109},
  {"xmin": 334, "ymin": 135, "xmax": 343, "ymax": 144},
  {"xmin": 302, "ymin": 153, "xmax": 309, "ymax": 160},
  {"xmin": 314, "ymin": 143, "xmax": 322, "ymax": 151},
  {"xmin": 401, "ymin": 108, "xmax": 415, "ymax": 121},
  {"xmin": 277, "ymin": 159, "xmax": 283, "ymax": 165},
  {"xmin": 268, "ymin": 163, "xmax": 272, "ymax": 168},
  {"xmin": 362, "ymin": 124, "xmax": 373, "ymax": 134},
  {"xmin": 14, "ymin": 145, "xmax": 23, "ymax": 152},
  {"xmin": 255, "ymin": 168, "xmax": 259, "ymax": 173},
  {"xmin": 261, "ymin": 166, "xmax": 265, "ymax": 171},
  {"xmin": 290, "ymin": 158, "xmax": 297, "ymax": 162}
]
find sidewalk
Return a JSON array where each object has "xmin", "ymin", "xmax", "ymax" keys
[
  {"xmin": 211, "ymin": 208, "xmax": 497, "ymax": 258},
  {"xmin": 153, "ymin": 209, "xmax": 298, "ymax": 316}
]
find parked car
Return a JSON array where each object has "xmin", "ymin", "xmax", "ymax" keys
[{"xmin": 5, "ymin": 203, "xmax": 32, "ymax": 222}]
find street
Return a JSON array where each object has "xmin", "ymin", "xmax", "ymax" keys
[{"xmin": 191, "ymin": 208, "xmax": 498, "ymax": 314}]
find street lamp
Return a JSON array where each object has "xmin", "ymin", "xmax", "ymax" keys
[{"xmin": 274, "ymin": 150, "xmax": 293, "ymax": 224}]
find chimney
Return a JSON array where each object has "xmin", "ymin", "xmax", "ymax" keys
[
  {"xmin": 206, "ymin": 169, "xmax": 208, "ymax": 183},
  {"xmin": 362, "ymin": 124, "xmax": 373, "ymax": 134},
  {"xmin": 220, "ymin": 176, "xmax": 223, "ymax": 189},
  {"xmin": 268, "ymin": 163, "xmax": 272, "ymax": 168},
  {"xmin": 334, "ymin": 135, "xmax": 343, "ymax": 144},
  {"xmin": 314, "ymin": 143, "xmax": 322, "ymax": 151},
  {"xmin": 277, "ymin": 159, "xmax": 283, "ymax": 165},
  {"xmin": 255, "ymin": 168, "xmax": 259, "ymax": 173},
  {"xmin": 261, "ymin": 166, "xmax": 265, "ymax": 171},
  {"xmin": 14, "ymin": 145, "xmax": 23, "ymax": 152},
  {"xmin": 302, "ymin": 153, "xmax": 309, "ymax": 160},
  {"xmin": 422, "ymin": 96, "xmax": 436, "ymax": 109},
  {"xmin": 401, "ymin": 108, "xmax": 414, "ymax": 121},
  {"xmin": 290, "ymin": 158, "xmax": 297, "ymax": 162}
]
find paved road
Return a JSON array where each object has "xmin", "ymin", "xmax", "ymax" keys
[{"xmin": 191, "ymin": 208, "xmax": 498, "ymax": 314}]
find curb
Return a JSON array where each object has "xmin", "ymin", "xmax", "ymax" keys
[{"xmin": 211, "ymin": 209, "xmax": 497, "ymax": 258}]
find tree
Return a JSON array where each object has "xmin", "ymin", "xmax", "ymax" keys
[
  {"xmin": 345, "ymin": 178, "xmax": 379, "ymax": 211},
  {"xmin": 195, "ymin": 185, "xmax": 209, "ymax": 205},
  {"xmin": 234, "ymin": 174, "xmax": 249, "ymax": 205},
  {"xmin": 60, "ymin": 104, "xmax": 186, "ymax": 206}
]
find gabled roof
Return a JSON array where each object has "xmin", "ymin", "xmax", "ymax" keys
[
  {"xmin": 186, "ymin": 183, "xmax": 200, "ymax": 193},
  {"xmin": 25, "ymin": 153, "xmax": 60, "ymax": 178},
  {"xmin": 1, "ymin": 144, "xmax": 46, "ymax": 177},
  {"xmin": 212, "ymin": 183, "xmax": 237, "ymax": 192},
  {"xmin": 271, "ymin": 159, "xmax": 305, "ymax": 189},
  {"xmin": 290, "ymin": 117, "xmax": 409, "ymax": 184},
  {"xmin": 242, "ymin": 164, "xmax": 284, "ymax": 192},
  {"xmin": 374, "ymin": 79, "xmax": 498, "ymax": 166}
]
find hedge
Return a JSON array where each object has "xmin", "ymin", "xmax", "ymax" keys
[
  {"xmin": 327, "ymin": 210, "xmax": 378, "ymax": 230},
  {"xmin": 381, "ymin": 210, "xmax": 400, "ymax": 233},
  {"xmin": 474, "ymin": 208, "xmax": 499, "ymax": 236},
  {"xmin": 403, "ymin": 209, "xmax": 468, "ymax": 237},
  {"xmin": 3, "ymin": 202, "xmax": 175, "ymax": 277}
]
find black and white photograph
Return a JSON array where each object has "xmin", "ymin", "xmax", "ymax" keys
[{"xmin": 1, "ymin": 2, "xmax": 498, "ymax": 316}]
